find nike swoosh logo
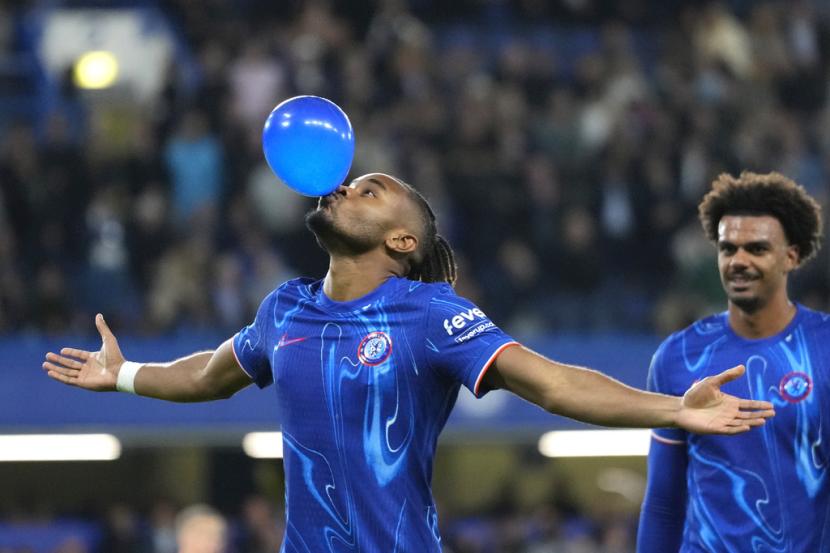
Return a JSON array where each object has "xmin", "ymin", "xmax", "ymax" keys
[{"xmin": 277, "ymin": 334, "xmax": 308, "ymax": 348}]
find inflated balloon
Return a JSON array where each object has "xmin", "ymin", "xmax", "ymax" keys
[{"xmin": 262, "ymin": 95, "xmax": 355, "ymax": 197}]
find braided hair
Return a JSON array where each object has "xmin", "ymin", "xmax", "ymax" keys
[{"xmin": 399, "ymin": 182, "xmax": 457, "ymax": 286}]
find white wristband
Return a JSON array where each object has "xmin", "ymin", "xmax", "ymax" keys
[{"xmin": 116, "ymin": 361, "xmax": 143, "ymax": 394}]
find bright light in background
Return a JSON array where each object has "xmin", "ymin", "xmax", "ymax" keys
[
  {"xmin": 0, "ymin": 434, "xmax": 121, "ymax": 461},
  {"xmin": 242, "ymin": 432, "xmax": 283, "ymax": 459},
  {"xmin": 538, "ymin": 429, "xmax": 651, "ymax": 457},
  {"xmin": 40, "ymin": 10, "xmax": 175, "ymax": 101},
  {"xmin": 73, "ymin": 50, "xmax": 119, "ymax": 89}
]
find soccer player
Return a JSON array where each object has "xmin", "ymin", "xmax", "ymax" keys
[
  {"xmin": 44, "ymin": 173, "xmax": 774, "ymax": 551},
  {"xmin": 637, "ymin": 171, "xmax": 828, "ymax": 552}
]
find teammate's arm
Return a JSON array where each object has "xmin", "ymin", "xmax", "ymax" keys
[
  {"xmin": 42, "ymin": 314, "xmax": 252, "ymax": 402},
  {"xmin": 484, "ymin": 344, "xmax": 774, "ymax": 433},
  {"xmin": 637, "ymin": 436, "xmax": 688, "ymax": 552}
]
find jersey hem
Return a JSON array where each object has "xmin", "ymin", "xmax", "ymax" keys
[{"xmin": 651, "ymin": 430, "xmax": 685, "ymax": 445}]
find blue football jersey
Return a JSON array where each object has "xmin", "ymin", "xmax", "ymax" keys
[
  {"xmin": 233, "ymin": 277, "xmax": 518, "ymax": 552},
  {"xmin": 648, "ymin": 305, "xmax": 830, "ymax": 552}
]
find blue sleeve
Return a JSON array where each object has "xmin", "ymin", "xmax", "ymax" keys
[
  {"xmin": 232, "ymin": 291, "xmax": 277, "ymax": 389},
  {"xmin": 637, "ymin": 338, "xmax": 688, "ymax": 552},
  {"xmin": 424, "ymin": 285, "xmax": 518, "ymax": 397},
  {"xmin": 637, "ymin": 436, "xmax": 688, "ymax": 552},
  {"xmin": 647, "ymin": 340, "xmax": 688, "ymax": 442}
]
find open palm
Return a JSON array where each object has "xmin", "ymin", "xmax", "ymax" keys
[
  {"xmin": 42, "ymin": 314, "xmax": 125, "ymax": 392},
  {"xmin": 677, "ymin": 365, "xmax": 775, "ymax": 434}
]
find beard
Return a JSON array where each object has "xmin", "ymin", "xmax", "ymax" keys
[
  {"xmin": 728, "ymin": 293, "xmax": 762, "ymax": 314},
  {"xmin": 723, "ymin": 269, "xmax": 766, "ymax": 314},
  {"xmin": 305, "ymin": 208, "xmax": 380, "ymax": 255}
]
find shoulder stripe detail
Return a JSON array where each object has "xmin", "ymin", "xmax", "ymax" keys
[
  {"xmin": 473, "ymin": 341, "xmax": 521, "ymax": 397},
  {"xmin": 651, "ymin": 431, "xmax": 685, "ymax": 445}
]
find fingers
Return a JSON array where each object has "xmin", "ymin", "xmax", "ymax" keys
[
  {"xmin": 726, "ymin": 415, "xmax": 766, "ymax": 427},
  {"xmin": 739, "ymin": 399, "xmax": 775, "ymax": 411},
  {"xmin": 43, "ymin": 367, "xmax": 79, "ymax": 387},
  {"xmin": 44, "ymin": 351, "xmax": 86, "ymax": 370},
  {"xmin": 42, "ymin": 351, "xmax": 90, "ymax": 385},
  {"xmin": 736, "ymin": 408, "xmax": 776, "ymax": 419},
  {"xmin": 42, "ymin": 361, "xmax": 79, "ymax": 379},
  {"xmin": 716, "ymin": 410, "xmax": 770, "ymax": 434},
  {"xmin": 42, "ymin": 349, "xmax": 91, "ymax": 388},
  {"xmin": 95, "ymin": 313, "xmax": 115, "ymax": 342},
  {"xmin": 724, "ymin": 425, "xmax": 751, "ymax": 434},
  {"xmin": 710, "ymin": 364, "xmax": 746, "ymax": 386},
  {"xmin": 59, "ymin": 348, "xmax": 91, "ymax": 361}
]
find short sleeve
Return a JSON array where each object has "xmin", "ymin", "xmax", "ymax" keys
[
  {"xmin": 647, "ymin": 339, "xmax": 687, "ymax": 443},
  {"xmin": 425, "ymin": 285, "xmax": 518, "ymax": 397},
  {"xmin": 232, "ymin": 291, "xmax": 276, "ymax": 388}
]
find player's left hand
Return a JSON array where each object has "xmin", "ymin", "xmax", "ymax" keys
[{"xmin": 677, "ymin": 364, "xmax": 775, "ymax": 434}]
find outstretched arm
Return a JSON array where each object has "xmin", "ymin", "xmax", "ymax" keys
[
  {"xmin": 484, "ymin": 345, "xmax": 774, "ymax": 433},
  {"xmin": 43, "ymin": 314, "xmax": 252, "ymax": 402}
]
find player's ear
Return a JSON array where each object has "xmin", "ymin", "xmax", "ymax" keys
[
  {"xmin": 385, "ymin": 230, "xmax": 419, "ymax": 255},
  {"xmin": 785, "ymin": 244, "xmax": 799, "ymax": 271}
]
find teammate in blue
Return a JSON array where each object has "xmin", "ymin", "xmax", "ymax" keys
[
  {"xmin": 637, "ymin": 171, "xmax": 828, "ymax": 552},
  {"xmin": 43, "ymin": 173, "xmax": 774, "ymax": 552}
]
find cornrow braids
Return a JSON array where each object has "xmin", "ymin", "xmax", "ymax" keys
[
  {"xmin": 413, "ymin": 234, "xmax": 457, "ymax": 285},
  {"xmin": 399, "ymin": 182, "xmax": 458, "ymax": 286}
]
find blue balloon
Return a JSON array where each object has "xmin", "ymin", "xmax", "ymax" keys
[{"xmin": 262, "ymin": 95, "xmax": 355, "ymax": 197}]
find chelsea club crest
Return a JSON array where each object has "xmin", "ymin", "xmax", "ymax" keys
[
  {"xmin": 358, "ymin": 331, "xmax": 392, "ymax": 366},
  {"xmin": 779, "ymin": 371, "xmax": 813, "ymax": 403}
]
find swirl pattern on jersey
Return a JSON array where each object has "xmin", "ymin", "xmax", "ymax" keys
[
  {"xmin": 653, "ymin": 308, "xmax": 828, "ymax": 553},
  {"xmin": 233, "ymin": 277, "xmax": 516, "ymax": 552}
]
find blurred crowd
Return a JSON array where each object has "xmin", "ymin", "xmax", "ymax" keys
[
  {"xmin": 0, "ymin": 493, "xmax": 636, "ymax": 553},
  {"xmin": 2, "ymin": 0, "xmax": 830, "ymax": 338},
  {"xmin": 1, "ymin": 3, "xmax": 825, "ymax": 551},
  {"xmin": 0, "ymin": 496, "xmax": 280, "ymax": 553}
]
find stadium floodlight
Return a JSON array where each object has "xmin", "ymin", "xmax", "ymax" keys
[
  {"xmin": 0, "ymin": 434, "xmax": 121, "ymax": 461},
  {"xmin": 73, "ymin": 50, "xmax": 119, "ymax": 89},
  {"xmin": 242, "ymin": 432, "xmax": 284, "ymax": 459},
  {"xmin": 538, "ymin": 429, "xmax": 651, "ymax": 457}
]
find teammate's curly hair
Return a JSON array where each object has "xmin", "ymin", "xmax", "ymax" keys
[
  {"xmin": 399, "ymin": 182, "xmax": 457, "ymax": 286},
  {"xmin": 698, "ymin": 171, "xmax": 823, "ymax": 264}
]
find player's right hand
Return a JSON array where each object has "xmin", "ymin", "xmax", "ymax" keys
[
  {"xmin": 42, "ymin": 313, "xmax": 125, "ymax": 391},
  {"xmin": 677, "ymin": 364, "xmax": 775, "ymax": 434}
]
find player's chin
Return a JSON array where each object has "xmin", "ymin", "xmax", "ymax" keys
[
  {"xmin": 727, "ymin": 291, "xmax": 761, "ymax": 311},
  {"xmin": 305, "ymin": 207, "xmax": 331, "ymax": 228}
]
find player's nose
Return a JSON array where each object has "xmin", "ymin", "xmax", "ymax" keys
[
  {"xmin": 730, "ymin": 248, "xmax": 750, "ymax": 267},
  {"xmin": 335, "ymin": 184, "xmax": 350, "ymax": 198}
]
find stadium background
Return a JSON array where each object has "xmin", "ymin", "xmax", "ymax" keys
[{"xmin": 1, "ymin": 0, "xmax": 829, "ymax": 551}]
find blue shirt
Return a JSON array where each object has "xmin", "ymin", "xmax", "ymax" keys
[
  {"xmin": 233, "ymin": 277, "xmax": 518, "ymax": 552},
  {"xmin": 646, "ymin": 305, "xmax": 830, "ymax": 552}
]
